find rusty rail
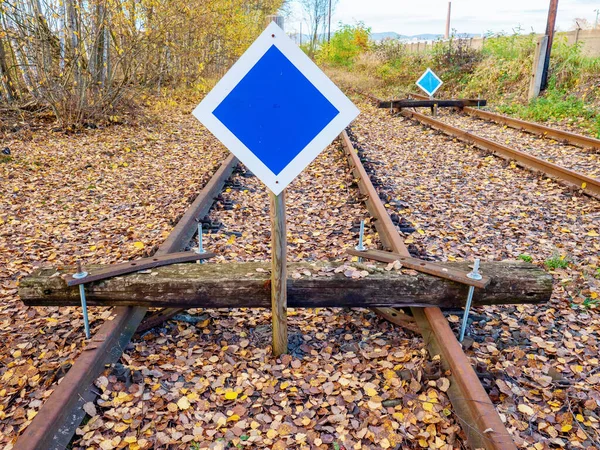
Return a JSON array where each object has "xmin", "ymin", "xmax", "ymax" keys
[
  {"xmin": 14, "ymin": 154, "xmax": 238, "ymax": 450},
  {"xmin": 400, "ymin": 108, "xmax": 600, "ymax": 198},
  {"xmin": 340, "ymin": 129, "xmax": 517, "ymax": 450},
  {"xmin": 408, "ymin": 92, "xmax": 600, "ymax": 151}
]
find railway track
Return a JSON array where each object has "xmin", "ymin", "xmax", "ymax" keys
[
  {"xmin": 340, "ymin": 131, "xmax": 516, "ymax": 450},
  {"xmin": 11, "ymin": 98, "xmax": 549, "ymax": 448},
  {"xmin": 395, "ymin": 92, "xmax": 600, "ymax": 198}
]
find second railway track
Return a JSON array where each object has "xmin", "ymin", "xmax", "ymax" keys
[{"xmin": 399, "ymin": 92, "xmax": 600, "ymax": 197}]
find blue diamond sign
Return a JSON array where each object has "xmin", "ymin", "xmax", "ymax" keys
[
  {"xmin": 192, "ymin": 23, "xmax": 359, "ymax": 195},
  {"xmin": 416, "ymin": 68, "xmax": 443, "ymax": 97}
]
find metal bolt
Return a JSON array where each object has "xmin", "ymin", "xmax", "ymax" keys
[
  {"xmin": 355, "ymin": 220, "xmax": 366, "ymax": 263},
  {"xmin": 196, "ymin": 224, "xmax": 206, "ymax": 264},
  {"xmin": 355, "ymin": 220, "xmax": 366, "ymax": 251},
  {"xmin": 72, "ymin": 261, "xmax": 90, "ymax": 339},
  {"xmin": 459, "ymin": 259, "xmax": 481, "ymax": 342}
]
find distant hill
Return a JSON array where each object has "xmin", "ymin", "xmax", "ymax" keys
[
  {"xmin": 287, "ymin": 31, "xmax": 481, "ymax": 45},
  {"xmin": 370, "ymin": 32, "xmax": 408, "ymax": 41},
  {"xmin": 372, "ymin": 32, "xmax": 481, "ymax": 42}
]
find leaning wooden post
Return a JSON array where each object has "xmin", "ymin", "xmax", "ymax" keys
[{"xmin": 269, "ymin": 190, "xmax": 287, "ymax": 356}]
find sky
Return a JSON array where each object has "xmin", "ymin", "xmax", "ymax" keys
[{"xmin": 285, "ymin": 0, "xmax": 600, "ymax": 37}]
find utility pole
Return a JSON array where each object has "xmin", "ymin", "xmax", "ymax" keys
[
  {"xmin": 540, "ymin": 0, "xmax": 559, "ymax": 91},
  {"xmin": 445, "ymin": 1, "xmax": 451, "ymax": 39},
  {"xmin": 328, "ymin": 0, "xmax": 332, "ymax": 43},
  {"xmin": 595, "ymin": 9, "xmax": 599, "ymax": 29}
]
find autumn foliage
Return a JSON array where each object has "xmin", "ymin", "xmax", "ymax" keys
[{"xmin": 0, "ymin": 0, "xmax": 282, "ymax": 126}]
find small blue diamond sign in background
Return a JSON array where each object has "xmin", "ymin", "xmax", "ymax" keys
[
  {"xmin": 416, "ymin": 68, "xmax": 443, "ymax": 97},
  {"xmin": 193, "ymin": 22, "xmax": 359, "ymax": 195}
]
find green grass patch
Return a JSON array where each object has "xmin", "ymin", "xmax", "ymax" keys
[
  {"xmin": 544, "ymin": 255, "xmax": 569, "ymax": 270},
  {"xmin": 517, "ymin": 254, "xmax": 533, "ymax": 263}
]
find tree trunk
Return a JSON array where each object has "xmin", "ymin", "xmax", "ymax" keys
[{"xmin": 0, "ymin": 37, "xmax": 17, "ymax": 101}]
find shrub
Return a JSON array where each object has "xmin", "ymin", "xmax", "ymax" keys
[{"xmin": 317, "ymin": 23, "xmax": 371, "ymax": 67}]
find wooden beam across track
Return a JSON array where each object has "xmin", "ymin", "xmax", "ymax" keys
[
  {"xmin": 400, "ymin": 108, "xmax": 600, "ymax": 198},
  {"xmin": 14, "ymin": 154, "xmax": 238, "ymax": 450},
  {"xmin": 339, "ymin": 129, "xmax": 518, "ymax": 450},
  {"xmin": 378, "ymin": 99, "xmax": 487, "ymax": 109},
  {"xmin": 408, "ymin": 91, "xmax": 600, "ymax": 151},
  {"xmin": 20, "ymin": 260, "xmax": 551, "ymax": 308}
]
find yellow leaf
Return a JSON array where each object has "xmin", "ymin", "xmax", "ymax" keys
[
  {"xmin": 417, "ymin": 229, "xmax": 425, "ymax": 235},
  {"xmin": 224, "ymin": 391, "xmax": 238, "ymax": 400},
  {"xmin": 383, "ymin": 369, "xmax": 396, "ymax": 380},
  {"xmin": 518, "ymin": 403, "xmax": 535, "ymax": 416},
  {"xmin": 177, "ymin": 397, "xmax": 190, "ymax": 410},
  {"xmin": 280, "ymin": 381, "xmax": 290, "ymax": 389},
  {"xmin": 186, "ymin": 392, "xmax": 199, "ymax": 402},
  {"xmin": 266, "ymin": 429, "xmax": 278, "ymax": 439},
  {"xmin": 561, "ymin": 424, "xmax": 572, "ymax": 432},
  {"xmin": 113, "ymin": 423, "xmax": 128, "ymax": 432},
  {"xmin": 560, "ymin": 228, "xmax": 571, "ymax": 233},
  {"xmin": 133, "ymin": 241, "xmax": 144, "ymax": 250},
  {"xmin": 422, "ymin": 402, "xmax": 433, "ymax": 412},
  {"xmin": 124, "ymin": 436, "xmax": 137, "ymax": 444},
  {"xmin": 227, "ymin": 414, "xmax": 240, "ymax": 422},
  {"xmin": 571, "ymin": 365, "xmax": 583, "ymax": 374},
  {"xmin": 90, "ymin": 245, "xmax": 97, "ymax": 251},
  {"xmin": 167, "ymin": 402, "xmax": 178, "ymax": 412},
  {"xmin": 576, "ymin": 414, "xmax": 585, "ymax": 422},
  {"xmin": 365, "ymin": 387, "xmax": 377, "ymax": 397},
  {"xmin": 582, "ymin": 182, "xmax": 587, "ymax": 189},
  {"xmin": 587, "ymin": 230, "xmax": 599, "ymax": 237}
]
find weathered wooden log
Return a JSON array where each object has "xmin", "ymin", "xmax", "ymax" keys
[
  {"xmin": 19, "ymin": 260, "xmax": 552, "ymax": 308},
  {"xmin": 378, "ymin": 99, "xmax": 487, "ymax": 108}
]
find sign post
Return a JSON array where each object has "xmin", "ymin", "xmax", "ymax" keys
[
  {"xmin": 266, "ymin": 15, "xmax": 288, "ymax": 356},
  {"xmin": 192, "ymin": 18, "xmax": 359, "ymax": 357},
  {"xmin": 269, "ymin": 189, "xmax": 287, "ymax": 355}
]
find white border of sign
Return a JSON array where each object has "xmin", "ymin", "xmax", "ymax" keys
[
  {"xmin": 192, "ymin": 22, "xmax": 359, "ymax": 195},
  {"xmin": 416, "ymin": 67, "xmax": 443, "ymax": 97}
]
